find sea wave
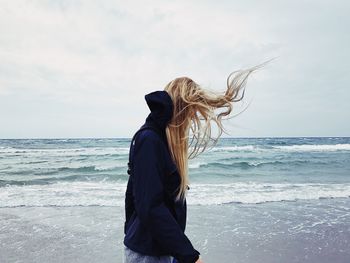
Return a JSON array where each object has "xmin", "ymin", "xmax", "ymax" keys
[
  {"xmin": 0, "ymin": 147, "xmax": 130, "ymax": 156},
  {"xmin": 0, "ymin": 172, "xmax": 129, "ymax": 187},
  {"xmin": 189, "ymin": 159, "xmax": 332, "ymax": 170},
  {"xmin": 2, "ymin": 144, "xmax": 349, "ymax": 160},
  {"xmin": 208, "ymin": 145, "xmax": 259, "ymax": 152},
  {"xmin": 1, "ymin": 181, "xmax": 349, "ymax": 207},
  {"xmin": 2, "ymin": 163, "xmax": 126, "ymax": 177},
  {"xmin": 187, "ymin": 182, "xmax": 350, "ymax": 205},
  {"xmin": 206, "ymin": 143, "xmax": 350, "ymax": 153},
  {"xmin": 271, "ymin": 144, "xmax": 350, "ymax": 152}
]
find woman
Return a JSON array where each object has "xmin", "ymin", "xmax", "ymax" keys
[{"xmin": 123, "ymin": 60, "xmax": 272, "ymax": 263}]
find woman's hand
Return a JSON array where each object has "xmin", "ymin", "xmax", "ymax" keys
[{"xmin": 195, "ymin": 256, "xmax": 204, "ymax": 263}]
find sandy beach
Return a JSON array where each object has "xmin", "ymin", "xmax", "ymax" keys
[{"xmin": 1, "ymin": 197, "xmax": 350, "ymax": 263}]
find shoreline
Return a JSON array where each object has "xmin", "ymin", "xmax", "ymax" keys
[{"xmin": 1, "ymin": 198, "xmax": 349, "ymax": 263}]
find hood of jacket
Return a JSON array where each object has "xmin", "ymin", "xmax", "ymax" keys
[{"xmin": 144, "ymin": 90, "xmax": 174, "ymax": 132}]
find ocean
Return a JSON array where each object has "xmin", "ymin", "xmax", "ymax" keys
[{"xmin": 1, "ymin": 137, "xmax": 350, "ymax": 262}]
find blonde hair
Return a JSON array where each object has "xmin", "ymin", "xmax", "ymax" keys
[{"xmin": 164, "ymin": 58, "xmax": 275, "ymax": 203}]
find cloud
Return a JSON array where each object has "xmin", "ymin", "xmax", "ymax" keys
[{"xmin": 0, "ymin": 0, "xmax": 349, "ymax": 138}]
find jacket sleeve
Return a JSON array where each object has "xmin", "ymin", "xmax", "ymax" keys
[{"xmin": 132, "ymin": 131, "xmax": 200, "ymax": 263}]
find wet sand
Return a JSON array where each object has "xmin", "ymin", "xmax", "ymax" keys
[{"xmin": 1, "ymin": 198, "xmax": 350, "ymax": 263}]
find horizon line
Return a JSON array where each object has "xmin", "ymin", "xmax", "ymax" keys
[{"xmin": 0, "ymin": 136, "xmax": 349, "ymax": 140}]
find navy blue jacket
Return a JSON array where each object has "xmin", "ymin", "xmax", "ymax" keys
[{"xmin": 123, "ymin": 90, "xmax": 200, "ymax": 263}]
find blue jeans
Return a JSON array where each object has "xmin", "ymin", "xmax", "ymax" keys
[{"xmin": 124, "ymin": 245, "xmax": 178, "ymax": 263}]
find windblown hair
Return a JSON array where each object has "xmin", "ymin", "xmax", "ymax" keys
[{"xmin": 164, "ymin": 58, "xmax": 275, "ymax": 203}]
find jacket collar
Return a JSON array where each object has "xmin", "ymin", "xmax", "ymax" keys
[{"xmin": 144, "ymin": 90, "xmax": 174, "ymax": 132}]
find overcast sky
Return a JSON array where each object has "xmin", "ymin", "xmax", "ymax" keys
[{"xmin": 0, "ymin": 0, "xmax": 349, "ymax": 138}]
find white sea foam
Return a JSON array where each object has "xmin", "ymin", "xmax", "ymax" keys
[
  {"xmin": 188, "ymin": 162, "xmax": 208, "ymax": 169},
  {"xmin": 207, "ymin": 145, "xmax": 259, "ymax": 152},
  {"xmin": 0, "ymin": 181, "xmax": 127, "ymax": 207},
  {"xmin": 203, "ymin": 144, "xmax": 350, "ymax": 153},
  {"xmin": 0, "ymin": 147, "xmax": 130, "ymax": 156},
  {"xmin": 94, "ymin": 163, "xmax": 126, "ymax": 170},
  {"xmin": 272, "ymin": 144, "xmax": 350, "ymax": 152},
  {"xmin": 2, "ymin": 144, "xmax": 349, "ymax": 159},
  {"xmin": 1, "ymin": 181, "xmax": 349, "ymax": 207},
  {"xmin": 187, "ymin": 182, "xmax": 350, "ymax": 205}
]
